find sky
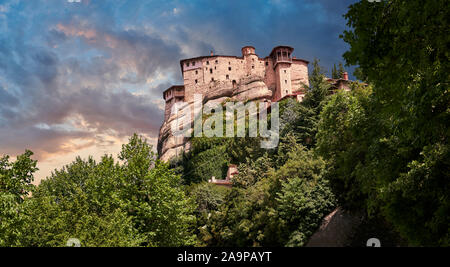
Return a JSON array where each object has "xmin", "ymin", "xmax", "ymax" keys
[{"xmin": 0, "ymin": 0, "xmax": 359, "ymax": 183}]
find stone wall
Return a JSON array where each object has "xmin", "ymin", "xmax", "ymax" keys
[{"xmin": 291, "ymin": 60, "xmax": 309, "ymax": 92}]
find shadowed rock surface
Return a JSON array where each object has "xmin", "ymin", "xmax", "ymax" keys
[{"xmin": 306, "ymin": 207, "xmax": 364, "ymax": 247}]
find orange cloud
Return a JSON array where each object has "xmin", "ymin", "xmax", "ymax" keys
[{"xmin": 56, "ymin": 23, "xmax": 98, "ymax": 41}]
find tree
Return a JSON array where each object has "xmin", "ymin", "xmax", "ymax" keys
[
  {"xmin": 337, "ymin": 63, "xmax": 346, "ymax": 79},
  {"xmin": 275, "ymin": 144, "xmax": 336, "ymax": 247},
  {"xmin": 18, "ymin": 134, "xmax": 196, "ymax": 247},
  {"xmin": 21, "ymin": 155, "xmax": 141, "ymax": 247},
  {"xmin": 188, "ymin": 182, "xmax": 231, "ymax": 246},
  {"xmin": 0, "ymin": 150, "xmax": 38, "ymax": 200},
  {"xmin": 317, "ymin": 85, "xmax": 376, "ymax": 209},
  {"xmin": 182, "ymin": 144, "xmax": 230, "ymax": 184},
  {"xmin": 0, "ymin": 192, "xmax": 28, "ymax": 246},
  {"xmin": 0, "ymin": 150, "xmax": 38, "ymax": 246},
  {"xmin": 197, "ymin": 142, "xmax": 336, "ymax": 247},
  {"xmin": 331, "ymin": 64, "xmax": 339, "ymax": 79},
  {"xmin": 331, "ymin": 62, "xmax": 346, "ymax": 79},
  {"xmin": 118, "ymin": 134, "xmax": 196, "ymax": 246},
  {"xmin": 326, "ymin": 0, "xmax": 450, "ymax": 245},
  {"xmin": 302, "ymin": 59, "xmax": 331, "ymax": 112}
]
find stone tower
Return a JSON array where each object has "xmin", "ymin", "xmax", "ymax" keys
[{"xmin": 270, "ymin": 46, "xmax": 295, "ymax": 100}]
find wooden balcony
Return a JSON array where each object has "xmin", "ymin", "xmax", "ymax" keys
[{"xmin": 173, "ymin": 90, "xmax": 185, "ymax": 98}]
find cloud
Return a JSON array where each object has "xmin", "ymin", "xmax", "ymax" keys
[
  {"xmin": 67, "ymin": 87, "xmax": 163, "ymax": 136},
  {"xmin": 53, "ymin": 20, "xmax": 183, "ymax": 82},
  {"xmin": 0, "ymin": 85, "xmax": 18, "ymax": 107},
  {"xmin": 0, "ymin": 4, "xmax": 184, "ymax": 163},
  {"xmin": 0, "ymin": 0, "xmax": 358, "ymax": 182},
  {"xmin": 0, "ymin": 124, "xmax": 92, "ymax": 161}
]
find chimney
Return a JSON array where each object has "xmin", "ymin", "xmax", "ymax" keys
[
  {"xmin": 342, "ymin": 72, "xmax": 349, "ymax": 80},
  {"xmin": 210, "ymin": 50, "xmax": 214, "ymax": 56}
]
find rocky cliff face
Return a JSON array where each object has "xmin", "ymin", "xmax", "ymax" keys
[{"xmin": 157, "ymin": 75, "xmax": 273, "ymax": 162}]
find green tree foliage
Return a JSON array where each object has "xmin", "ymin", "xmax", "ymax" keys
[
  {"xmin": 0, "ymin": 150, "xmax": 37, "ymax": 246},
  {"xmin": 331, "ymin": 64, "xmax": 339, "ymax": 79},
  {"xmin": 0, "ymin": 150, "xmax": 38, "ymax": 200},
  {"xmin": 190, "ymin": 182, "xmax": 230, "ymax": 214},
  {"xmin": 188, "ymin": 182, "xmax": 231, "ymax": 246},
  {"xmin": 183, "ymin": 144, "xmax": 230, "ymax": 184},
  {"xmin": 0, "ymin": 192, "xmax": 28, "ymax": 246},
  {"xmin": 316, "ymin": 0, "xmax": 450, "ymax": 246},
  {"xmin": 317, "ymin": 86, "xmax": 375, "ymax": 209},
  {"xmin": 1, "ymin": 134, "xmax": 195, "ymax": 247},
  {"xmin": 196, "ymin": 154, "xmax": 281, "ymax": 246},
  {"xmin": 275, "ymin": 144, "xmax": 336, "ymax": 246},
  {"xmin": 331, "ymin": 62, "xmax": 346, "ymax": 79},
  {"xmin": 196, "ymin": 142, "xmax": 335, "ymax": 247},
  {"xmin": 24, "ymin": 177, "xmax": 140, "ymax": 247},
  {"xmin": 301, "ymin": 59, "xmax": 332, "ymax": 113},
  {"xmin": 338, "ymin": 63, "xmax": 346, "ymax": 79},
  {"xmin": 232, "ymin": 153, "xmax": 273, "ymax": 189},
  {"xmin": 118, "ymin": 135, "xmax": 196, "ymax": 246}
]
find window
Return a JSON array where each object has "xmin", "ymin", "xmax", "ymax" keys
[
  {"xmin": 252, "ymin": 65, "xmax": 254, "ymax": 69},
  {"xmin": 195, "ymin": 70, "xmax": 198, "ymax": 75},
  {"xmin": 252, "ymin": 58, "xmax": 255, "ymax": 62},
  {"xmin": 285, "ymin": 80, "xmax": 287, "ymax": 84},
  {"xmin": 228, "ymin": 67, "xmax": 231, "ymax": 71},
  {"xmin": 214, "ymin": 66, "xmax": 216, "ymax": 70},
  {"xmin": 211, "ymin": 77, "xmax": 214, "ymax": 81},
  {"xmin": 226, "ymin": 74, "xmax": 229, "ymax": 80},
  {"xmin": 210, "ymin": 68, "xmax": 213, "ymax": 74},
  {"xmin": 265, "ymin": 62, "xmax": 268, "ymax": 66},
  {"xmin": 195, "ymin": 79, "xmax": 198, "ymax": 84},
  {"xmin": 186, "ymin": 62, "xmax": 190, "ymax": 67},
  {"xmin": 284, "ymin": 70, "xmax": 286, "ymax": 73},
  {"xmin": 192, "ymin": 62, "xmax": 195, "ymax": 66},
  {"xmin": 206, "ymin": 61, "xmax": 209, "ymax": 65},
  {"xmin": 228, "ymin": 62, "xmax": 231, "ymax": 65},
  {"xmin": 215, "ymin": 60, "xmax": 218, "ymax": 64}
]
